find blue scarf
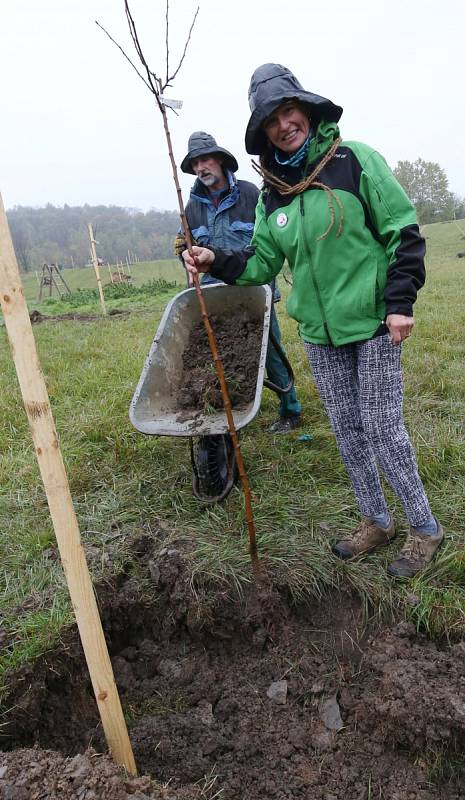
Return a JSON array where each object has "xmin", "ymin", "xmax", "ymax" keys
[{"xmin": 274, "ymin": 130, "xmax": 313, "ymax": 168}]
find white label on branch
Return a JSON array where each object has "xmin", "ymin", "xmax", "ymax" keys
[{"xmin": 160, "ymin": 96, "xmax": 183, "ymax": 109}]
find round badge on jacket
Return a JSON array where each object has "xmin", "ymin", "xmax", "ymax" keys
[{"xmin": 276, "ymin": 212, "xmax": 288, "ymax": 228}]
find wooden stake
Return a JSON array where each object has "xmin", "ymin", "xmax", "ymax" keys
[
  {"xmin": 88, "ymin": 223, "xmax": 107, "ymax": 315},
  {"xmin": 0, "ymin": 195, "xmax": 136, "ymax": 775}
]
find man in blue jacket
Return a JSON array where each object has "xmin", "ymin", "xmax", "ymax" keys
[
  {"xmin": 176, "ymin": 131, "xmax": 302, "ymax": 433},
  {"xmin": 174, "ymin": 131, "xmax": 302, "ymax": 502}
]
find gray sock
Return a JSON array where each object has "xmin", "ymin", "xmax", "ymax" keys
[
  {"xmin": 413, "ymin": 516, "xmax": 438, "ymax": 536},
  {"xmin": 370, "ymin": 511, "xmax": 391, "ymax": 529}
]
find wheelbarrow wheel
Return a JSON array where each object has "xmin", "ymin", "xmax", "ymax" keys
[{"xmin": 190, "ymin": 434, "xmax": 238, "ymax": 504}]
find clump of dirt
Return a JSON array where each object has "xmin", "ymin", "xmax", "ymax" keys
[
  {"xmin": 29, "ymin": 309, "xmax": 128, "ymax": 324},
  {"xmin": 0, "ymin": 747, "xmax": 185, "ymax": 800},
  {"xmin": 177, "ymin": 310, "xmax": 263, "ymax": 411},
  {"xmin": 2, "ymin": 532, "xmax": 465, "ymax": 799},
  {"xmin": 362, "ymin": 626, "xmax": 465, "ymax": 750}
]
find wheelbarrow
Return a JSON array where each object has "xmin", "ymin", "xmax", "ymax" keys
[{"xmin": 129, "ymin": 283, "xmax": 294, "ymax": 501}]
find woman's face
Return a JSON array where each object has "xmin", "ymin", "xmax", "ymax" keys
[{"xmin": 263, "ymin": 101, "xmax": 310, "ymax": 154}]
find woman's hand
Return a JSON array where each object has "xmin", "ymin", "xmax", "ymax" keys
[
  {"xmin": 386, "ymin": 313, "xmax": 414, "ymax": 345},
  {"xmin": 181, "ymin": 246, "xmax": 215, "ymax": 280}
]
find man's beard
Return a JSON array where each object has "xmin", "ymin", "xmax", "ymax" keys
[{"xmin": 198, "ymin": 172, "xmax": 218, "ymax": 188}]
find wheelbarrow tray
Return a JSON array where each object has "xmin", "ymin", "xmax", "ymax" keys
[{"xmin": 129, "ymin": 283, "xmax": 272, "ymax": 437}]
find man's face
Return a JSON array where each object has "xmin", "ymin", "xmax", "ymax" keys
[
  {"xmin": 263, "ymin": 101, "xmax": 311, "ymax": 154},
  {"xmin": 191, "ymin": 154, "xmax": 226, "ymax": 189}
]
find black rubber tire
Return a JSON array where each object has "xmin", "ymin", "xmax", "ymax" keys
[{"xmin": 192, "ymin": 434, "xmax": 238, "ymax": 503}]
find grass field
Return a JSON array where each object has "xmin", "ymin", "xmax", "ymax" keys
[
  {"xmin": 16, "ymin": 258, "xmax": 187, "ymax": 315},
  {"xmin": 1, "ymin": 221, "xmax": 465, "ymax": 686}
]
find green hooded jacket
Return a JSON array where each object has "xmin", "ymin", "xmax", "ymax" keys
[{"xmin": 210, "ymin": 121, "xmax": 425, "ymax": 346}]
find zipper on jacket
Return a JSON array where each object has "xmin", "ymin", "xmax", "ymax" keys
[{"xmin": 299, "ymin": 194, "xmax": 334, "ymax": 345}]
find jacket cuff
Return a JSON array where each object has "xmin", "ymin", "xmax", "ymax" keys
[
  {"xmin": 209, "ymin": 246, "xmax": 252, "ymax": 284},
  {"xmin": 385, "ymin": 302, "xmax": 413, "ymax": 317}
]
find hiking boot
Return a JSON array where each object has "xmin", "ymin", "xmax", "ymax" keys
[
  {"xmin": 269, "ymin": 415, "xmax": 302, "ymax": 434},
  {"xmin": 387, "ymin": 523, "xmax": 444, "ymax": 578},
  {"xmin": 332, "ymin": 516, "xmax": 396, "ymax": 560}
]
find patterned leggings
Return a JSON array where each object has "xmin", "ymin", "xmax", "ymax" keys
[{"xmin": 304, "ymin": 335, "xmax": 432, "ymax": 527}]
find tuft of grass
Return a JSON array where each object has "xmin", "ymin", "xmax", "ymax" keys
[
  {"xmin": 124, "ymin": 693, "xmax": 189, "ymax": 727},
  {"xmin": 426, "ymin": 752, "xmax": 465, "ymax": 783}
]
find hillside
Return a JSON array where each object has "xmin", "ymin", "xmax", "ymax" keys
[
  {"xmin": 7, "ymin": 204, "xmax": 179, "ymax": 271},
  {"xmin": 422, "ymin": 217, "xmax": 465, "ymax": 261}
]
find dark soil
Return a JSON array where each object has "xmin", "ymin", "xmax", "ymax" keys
[
  {"xmin": 177, "ymin": 311, "xmax": 263, "ymax": 411},
  {"xmin": 29, "ymin": 309, "xmax": 128, "ymax": 324},
  {"xmin": 2, "ymin": 529, "xmax": 465, "ymax": 799}
]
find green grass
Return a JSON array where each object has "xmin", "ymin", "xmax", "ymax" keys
[{"xmin": 1, "ymin": 223, "xmax": 465, "ymax": 685}]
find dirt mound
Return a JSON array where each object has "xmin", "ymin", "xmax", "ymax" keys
[
  {"xmin": 1, "ymin": 532, "xmax": 465, "ymax": 799},
  {"xmin": 177, "ymin": 310, "xmax": 263, "ymax": 411},
  {"xmin": 29, "ymin": 309, "xmax": 128, "ymax": 324},
  {"xmin": 364, "ymin": 625, "xmax": 465, "ymax": 749},
  {"xmin": 0, "ymin": 747, "xmax": 195, "ymax": 799}
]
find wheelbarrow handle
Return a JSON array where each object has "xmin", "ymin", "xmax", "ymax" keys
[{"xmin": 263, "ymin": 327, "xmax": 295, "ymax": 396}]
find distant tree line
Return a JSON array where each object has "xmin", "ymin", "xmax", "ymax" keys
[
  {"xmin": 393, "ymin": 159, "xmax": 465, "ymax": 225},
  {"xmin": 6, "ymin": 204, "xmax": 180, "ymax": 272}
]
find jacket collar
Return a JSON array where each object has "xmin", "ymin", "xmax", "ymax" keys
[{"xmin": 306, "ymin": 120, "xmax": 340, "ymax": 165}]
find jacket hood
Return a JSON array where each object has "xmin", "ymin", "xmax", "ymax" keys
[
  {"xmin": 181, "ymin": 131, "xmax": 238, "ymax": 174},
  {"xmin": 245, "ymin": 63, "xmax": 343, "ymax": 155}
]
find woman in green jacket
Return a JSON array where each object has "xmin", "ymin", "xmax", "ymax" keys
[{"xmin": 182, "ymin": 63, "xmax": 443, "ymax": 578}]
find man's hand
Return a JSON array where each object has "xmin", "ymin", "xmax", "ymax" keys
[
  {"xmin": 182, "ymin": 245, "xmax": 215, "ymax": 279},
  {"xmin": 386, "ymin": 313, "xmax": 414, "ymax": 345}
]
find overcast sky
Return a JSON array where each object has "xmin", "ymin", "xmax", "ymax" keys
[{"xmin": 1, "ymin": 0, "xmax": 464, "ymax": 213}]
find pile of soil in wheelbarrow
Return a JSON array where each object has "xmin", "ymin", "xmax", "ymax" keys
[
  {"xmin": 2, "ymin": 530, "xmax": 465, "ymax": 799},
  {"xmin": 177, "ymin": 310, "xmax": 263, "ymax": 411}
]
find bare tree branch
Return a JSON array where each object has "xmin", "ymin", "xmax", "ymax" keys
[
  {"xmin": 94, "ymin": 20, "xmax": 153, "ymax": 93},
  {"xmin": 124, "ymin": 3, "xmax": 158, "ymax": 91},
  {"xmin": 123, "ymin": 1, "xmax": 164, "ymax": 112},
  {"xmin": 167, "ymin": 5, "xmax": 199, "ymax": 86},
  {"xmin": 97, "ymin": 2, "xmax": 199, "ymax": 108},
  {"xmin": 165, "ymin": 0, "xmax": 170, "ymax": 87}
]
